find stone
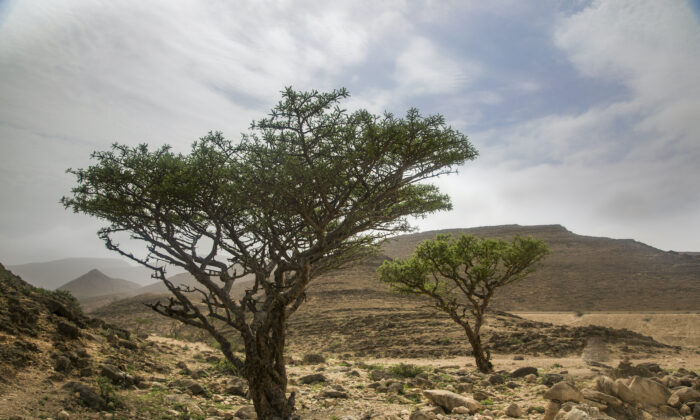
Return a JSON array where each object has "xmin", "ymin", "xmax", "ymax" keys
[
  {"xmin": 408, "ymin": 410, "xmax": 437, "ymax": 420},
  {"xmin": 667, "ymin": 386, "xmax": 700, "ymax": 407},
  {"xmin": 62, "ymin": 381, "xmax": 105, "ymax": 410},
  {"xmin": 581, "ymin": 389, "xmax": 622, "ymax": 407},
  {"xmin": 513, "ymin": 355, "xmax": 524, "ymax": 360},
  {"xmin": 322, "ymin": 390, "xmax": 348, "ymax": 398},
  {"xmin": 543, "ymin": 382, "xmax": 583, "ymax": 403},
  {"xmin": 183, "ymin": 379, "xmax": 205, "ymax": 395},
  {"xmin": 302, "ymin": 353, "xmax": 326, "ymax": 364},
  {"xmin": 488, "ymin": 374, "xmax": 505, "ymax": 385},
  {"xmin": 594, "ymin": 376, "xmax": 614, "ymax": 395},
  {"xmin": 543, "ymin": 401, "xmax": 560, "ymax": 420},
  {"xmin": 54, "ymin": 355, "xmax": 72, "ymax": 372},
  {"xmin": 387, "ymin": 382, "xmax": 404, "ymax": 394},
  {"xmin": 455, "ymin": 383, "xmax": 473, "ymax": 394},
  {"xmin": 505, "ymin": 403, "xmax": 522, "ymax": 418},
  {"xmin": 234, "ymin": 405, "xmax": 257, "ymax": 419},
  {"xmin": 423, "ymin": 389, "xmax": 482, "ymax": 413},
  {"xmin": 679, "ymin": 404, "xmax": 691, "ymax": 415},
  {"xmin": 473, "ymin": 390, "xmax": 490, "ymax": 400},
  {"xmin": 627, "ymin": 376, "xmax": 670, "ymax": 407},
  {"xmin": 100, "ymin": 364, "xmax": 129, "ymax": 385},
  {"xmin": 525, "ymin": 374, "xmax": 537, "ymax": 383},
  {"xmin": 57, "ymin": 321, "xmax": 81, "ymax": 339},
  {"xmin": 611, "ymin": 379, "xmax": 635, "ymax": 404},
  {"xmin": 511, "ymin": 366, "xmax": 538, "ymax": 378},
  {"xmin": 451, "ymin": 406, "xmax": 470, "ymax": 414},
  {"xmin": 225, "ymin": 384, "xmax": 247, "ymax": 397},
  {"xmin": 542, "ymin": 374, "xmax": 565, "ymax": 386},
  {"xmin": 299, "ymin": 373, "xmax": 326, "ymax": 384},
  {"xmin": 57, "ymin": 410, "xmax": 70, "ymax": 420}
]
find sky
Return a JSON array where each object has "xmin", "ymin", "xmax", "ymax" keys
[{"xmin": 1, "ymin": 0, "xmax": 699, "ymax": 264}]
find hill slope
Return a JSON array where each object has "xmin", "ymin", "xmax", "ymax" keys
[
  {"xmin": 8, "ymin": 258, "xmax": 158, "ymax": 289},
  {"xmin": 381, "ymin": 224, "xmax": 700, "ymax": 311},
  {"xmin": 57, "ymin": 269, "xmax": 141, "ymax": 299}
]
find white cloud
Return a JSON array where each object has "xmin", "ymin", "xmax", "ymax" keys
[{"xmin": 394, "ymin": 37, "xmax": 481, "ymax": 95}]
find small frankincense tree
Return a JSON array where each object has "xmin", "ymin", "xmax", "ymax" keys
[
  {"xmin": 377, "ymin": 234, "xmax": 548, "ymax": 373},
  {"xmin": 62, "ymin": 87, "xmax": 477, "ymax": 419}
]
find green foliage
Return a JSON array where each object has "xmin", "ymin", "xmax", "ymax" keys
[
  {"xmin": 389, "ymin": 363, "xmax": 426, "ymax": 378},
  {"xmin": 213, "ymin": 358, "xmax": 242, "ymax": 376},
  {"xmin": 96, "ymin": 376, "xmax": 121, "ymax": 410}
]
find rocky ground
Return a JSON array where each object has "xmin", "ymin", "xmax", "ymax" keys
[{"xmin": 2, "ymin": 262, "xmax": 700, "ymax": 420}]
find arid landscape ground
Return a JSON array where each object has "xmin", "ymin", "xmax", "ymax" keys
[{"xmin": 1, "ymin": 225, "xmax": 699, "ymax": 419}]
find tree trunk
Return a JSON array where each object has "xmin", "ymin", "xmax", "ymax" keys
[
  {"xmin": 243, "ymin": 305, "xmax": 296, "ymax": 419},
  {"xmin": 464, "ymin": 325, "xmax": 493, "ymax": 373},
  {"xmin": 246, "ymin": 359, "xmax": 294, "ymax": 420}
]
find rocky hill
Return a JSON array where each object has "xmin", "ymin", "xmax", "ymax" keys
[
  {"xmin": 57, "ymin": 269, "xmax": 141, "ymax": 299},
  {"xmin": 8, "ymin": 257, "xmax": 157, "ymax": 289},
  {"xmin": 382, "ymin": 224, "xmax": 700, "ymax": 311}
]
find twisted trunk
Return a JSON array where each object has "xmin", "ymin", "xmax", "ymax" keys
[{"xmin": 463, "ymin": 323, "xmax": 493, "ymax": 373}]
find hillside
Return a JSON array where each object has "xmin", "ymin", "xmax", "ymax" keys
[
  {"xmin": 58, "ymin": 269, "xmax": 141, "ymax": 299},
  {"xmin": 382, "ymin": 224, "xmax": 700, "ymax": 311},
  {"xmin": 7, "ymin": 258, "xmax": 159, "ymax": 289}
]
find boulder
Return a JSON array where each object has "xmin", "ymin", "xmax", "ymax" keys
[
  {"xmin": 505, "ymin": 403, "xmax": 522, "ymax": 418},
  {"xmin": 322, "ymin": 390, "xmax": 348, "ymax": 398},
  {"xmin": 543, "ymin": 382, "xmax": 583, "ymax": 403},
  {"xmin": 56, "ymin": 321, "xmax": 80, "ymax": 339},
  {"xmin": 627, "ymin": 376, "xmax": 670, "ymax": 407},
  {"xmin": 594, "ymin": 376, "xmax": 614, "ymax": 395},
  {"xmin": 423, "ymin": 389, "xmax": 482, "ymax": 413},
  {"xmin": 611, "ymin": 379, "xmax": 635, "ymax": 404},
  {"xmin": 511, "ymin": 366, "xmax": 538, "ymax": 378},
  {"xmin": 488, "ymin": 374, "xmax": 505, "ymax": 385},
  {"xmin": 302, "ymin": 353, "xmax": 325, "ymax": 364},
  {"xmin": 299, "ymin": 373, "xmax": 327, "ymax": 384},
  {"xmin": 408, "ymin": 410, "xmax": 437, "ymax": 420},
  {"xmin": 62, "ymin": 381, "xmax": 105, "ymax": 410},
  {"xmin": 581, "ymin": 389, "xmax": 622, "ymax": 407},
  {"xmin": 234, "ymin": 405, "xmax": 257, "ymax": 419},
  {"xmin": 667, "ymin": 386, "xmax": 700, "ymax": 407}
]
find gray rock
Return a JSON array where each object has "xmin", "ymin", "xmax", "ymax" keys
[
  {"xmin": 543, "ymin": 382, "xmax": 583, "ymax": 403},
  {"xmin": 505, "ymin": 403, "xmax": 522, "ymax": 418},
  {"xmin": 488, "ymin": 374, "xmax": 505, "ymax": 385},
  {"xmin": 667, "ymin": 386, "xmax": 700, "ymax": 407},
  {"xmin": 62, "ymin": 381, "xmax": 105, "ymax": 410},
  {"xmin": 321, "ymin": 390, "xmax": 348, "ymax": 398},
  {"xmin": 511, "ymin": 366, "xmax": 538, "ymax": 378},
  {"xmin": 408, "ymin": 410, "xmax": 437, "ymax": 420},
  {"xmin": 54, "ymin": 355, "xmax": 72, "ymax": 372},
  {"xmin": 57, "ymin": 321, "xmax": 80, "ymax": 339},
  {"xmin": 234, "ymin": 405, "xmax": 257, "ymax": 419},
  {"xmin": 299, "ymin": 373, "xmax": 326, "ymax": 384},
  {"xmin": 423, "ymin": 389, "xmax": 482, "ymax": 413},
  {"xmin": 183, "ymin": 379, "xmax": 205, "ymax": 395},
  {"xmin": 542, "ymin": 374, "xmax": 565, "ymax": 386},
  {"xmin": 581, "ymin": 389, "xmax": 622, "ymax": 407},
  {"xmin": 302, "ymin": 353, "xmax": 325, "ymax": 364},
  {"xmin": 627, "ymin": 376, "xmax": 669, "ymax": 407}
]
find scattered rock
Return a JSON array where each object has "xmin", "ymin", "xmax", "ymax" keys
[
  {"xmin": 581, "ymin": 389, "xmax": 622, "ymax": 408},
  {"xmin": 321, "ymin": 389, "xmax": 348, "ymax": 398},
  {"xmin": 62, "ymin": 381, "xmax": 105, "ymax": 410},
  {"xmin": 302, "ymin": 353, "xmax": 326, "ymax": 364},
  {"xmin": 627, "ymin": 376, "xmax": 669, "ymax": 407},
  {"xmin": 299, "ymin": 373, "xmax": 327, "ymax": 384},
  {"xmin": 57, "ymin": 410, "xmax": 70, "ymax": 420},
  {"xmin": 488, "ymin": 373, "xmax": 505, "ymax": 385},
  {"xmin": 423, "ymin": 389, "xmax": 482, "ymax": 413},
  {"xmin": 667, "ymin": 386, "xmax": 700, "ymax": 407},
  {"xmin": 542, "ymin": 374, "xmax": 565, "ymax": 386},
  {"xmin": 408, "ymin": 410, "xmax": 437, "ymax": 420},
  {"xmin": 505, "ymin": 403, "xmax": 522, "ymax": 418},
  {"xmin": 543, "ymin": 382, "xmax": 583, "ymax": 403},
  {"xmin": 54, "ymin": 355, "xmax": 72, "ymax": 373},
  {"xmin": 234, "ymin": 405, "xmax": 257, "ymax": 419},
  {"xmin": 56, "ymin": 321, "xmax": 80, "ymax": 339},
  {"xmin": 183, "ymin": 379, "xmax": 205, "ymax": 395},
  {"xmin": 511, "ymin": 366, "xmax": 538, "ymax": 378}
]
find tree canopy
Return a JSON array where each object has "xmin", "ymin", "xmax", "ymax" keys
[
  {"xmin": 62, "ymin": 87, "xmax": 478, "ymax": 418},
  {"xmin": 378, "ymin": 233, "xmax": 548, "ymax": 372}
]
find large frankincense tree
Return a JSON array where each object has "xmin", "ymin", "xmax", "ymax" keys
[
  {"xmin": 62, "ymin": 87, "xmax": 477, "ymax": 419},
  {"xmin": 378, "ymin": 234, "xmax": 548, "ymax": 373}
]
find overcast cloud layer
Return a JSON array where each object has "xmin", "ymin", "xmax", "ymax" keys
[{"xmin": 1, "ymin": 0, "xmax": 699, "ymax": 264}]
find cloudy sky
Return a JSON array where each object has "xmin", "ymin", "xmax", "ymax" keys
[{"xmin": 1, "ymin": 0, "xmax": 699, "ymax": 264}]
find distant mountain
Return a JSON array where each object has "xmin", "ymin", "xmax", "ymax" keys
[
  {"xmin": 57, "ymin": 269, "xmax": 141, "ymax": 299},
  {"xmin": 7, "ymin": 257, "xmax": 177, "ymax": 289}
]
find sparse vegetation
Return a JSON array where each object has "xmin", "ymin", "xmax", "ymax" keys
[{"xmin": 378, "ymin": 234, "xmax": 548, "ymax": 372}]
